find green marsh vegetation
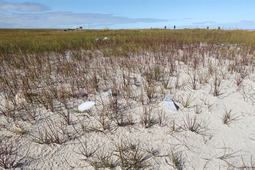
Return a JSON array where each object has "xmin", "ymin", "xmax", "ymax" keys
[{"xmin": 1, "ymin": 29, "xmax": 255, "ymax": 55}]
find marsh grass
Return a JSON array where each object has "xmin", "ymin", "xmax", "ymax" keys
[
  {"xmin": 212, "ymin": 74, "xmax": 222, "ymax": 96},
  {"xmin": 140, "ymin": 106, "xmax": 156, "ymax": 128},
  {"xmin": 222, "ymin": 108, "xmax": 239, "ymax": 125},
  {"xmin": 31, "ymin": 119, "xmax": 70, "ymax": 144},
  {"xmin": 181, "ymin": 93, "xmax": 196, "ymax": 108},
  {"xmin": 88, "ymin": 152, "xmax": 116, "ymax": 169},
  {"xmin": 2, "ymin": 29, "xmax": 255, "ymax": 57},
  {"xmin": 114, "ymin": 139, "xmax": 151, "ymax": 169},
  {"xmin": 165, "ymin": 151, "xmax": 185, "ymax": 170},
  {"xmin": 0, "ymin": 137, "xmax": 28, "ymax": 169},
  {"xmin": 170, "ymin": 151, "xmax": 185, "ymax": 170},
  {"xmin": 182, "ymin": 114, "xmax": 207, "ymax": 134}
]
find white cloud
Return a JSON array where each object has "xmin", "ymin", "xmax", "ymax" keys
[
  {"xmin": 0, "ymin": 0, "xmax": 49, "ymax": 12},
  {"xmin": 0, "ymin": 12, "xmax": 168, "ymax": 28},
  {"xmin": 192, "ymin": 21, "xmax": 216, "ymax": 25},
  {"xmin": 230, "ymin": 20, "xmax": 255, "ymax": 29},
  {"xmin": 189, "ymin": 20, "xmax": 255, "ymax": 29}
]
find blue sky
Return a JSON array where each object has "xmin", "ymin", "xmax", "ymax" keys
[{"xmin": 0, "ymin": 0, "xmax": 254, "ymax": 29}]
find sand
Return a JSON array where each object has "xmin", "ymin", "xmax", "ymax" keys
[{"xmin": 1, "ymin": 44, "xmax": 255, "ymax": 169}]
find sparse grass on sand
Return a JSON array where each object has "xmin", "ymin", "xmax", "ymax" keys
[{"xmin": 1, "ymin": 29, "xmax": 255, "ymax": 169}]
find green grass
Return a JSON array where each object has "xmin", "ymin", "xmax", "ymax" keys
[{"xmin": 1, "ymin": 29, "xmax": 255, "ymax": 56}]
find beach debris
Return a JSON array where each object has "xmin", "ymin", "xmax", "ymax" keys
[
  {"xmin": 162, "ymin": 96, "xmax": 179, "ymax": 111},
  {"xmin": 77, "ymin": 92, "xmax": 88, "ymax": 98},
  {"xmin": 103, "ymin": 89, "xmax": 112, "ymax": 98},
  {"xmin": 78, "ymin": 101, "xmax": 95, "ymax": 112},
  {"xmin": 135, "ymin": 81, "xmax": 142, "ymax": 86},
  {"xmin": 15, "ymin": 92, "xmax": 27, "ymax": 105},
  {"xmin": 103, "ymin": 37, "xmax": 110, "ymax": 40}
]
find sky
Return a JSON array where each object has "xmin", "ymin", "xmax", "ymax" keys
[{"xmin": 0, "ymin": 0, "xmax": 254, "ymax": 29}]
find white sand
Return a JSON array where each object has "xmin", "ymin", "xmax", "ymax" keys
[{"xmin": 1, "ymin": 44, "xmax": 255, "ymax": 169}]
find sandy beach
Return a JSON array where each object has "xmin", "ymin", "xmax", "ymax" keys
[{"xmin": 1, "ymin": 33, "xmax": 255, "ymax": 169}]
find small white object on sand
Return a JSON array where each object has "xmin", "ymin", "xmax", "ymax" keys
[
  {"xmin": 15, "ymin": 92, "xmax": 27, "ymax": 105},
  {"xmin": 103, "ymin": 89, "xmax": 112, "ymax": 98},
  {"xmin": 162, "ymin": 96, "xmax": 179, "ymax": 111},
  {"xmin": 103, "ymin": 37, "xmax": 110, "ymax": 40},
  {"xmin": 78, "ymin": 101, "xmax": 95, "ymax": 111}
]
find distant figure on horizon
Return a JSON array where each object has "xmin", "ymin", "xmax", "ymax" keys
[
  {"xmin": 218, "ymin": 26, "xmax": 221, "ymax": 30},
  {"xmin": 207, "ymin": 26, "xmax": 209, "ymax": 29},
  {"xmin": 174, "ymin": 25, "xmax": 176, "ymax": 29},
  {"xmin": 164, "ymin": 26, "xmax": 167, "ymax": 29}
]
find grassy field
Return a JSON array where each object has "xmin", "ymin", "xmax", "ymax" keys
[
  {"xmin": 1, "ymin": 29, "xmax": 255, "ymax": 169},
  {"xmin": 1, "ymin": 29, "xmax": 255, "ymax": 55}
]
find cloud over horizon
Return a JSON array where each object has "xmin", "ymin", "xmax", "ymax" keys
[
  {"xmin": 0, "ymin": 0, "xmax": 254, "ymax": 29},
  {"xmin": 0, "ymin": 0, "xmax": 168, "ymax": 28},
  {"xmin": 0, "ymin": 0, "xmax": 49, "ymax": 12},
  {"xmin": 0, "ymin": 11, "xmax": 168, "ymax": 28},
  {"xmin": 187, "ymin": 20, "xmax": 255, "ymax": 30}
]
